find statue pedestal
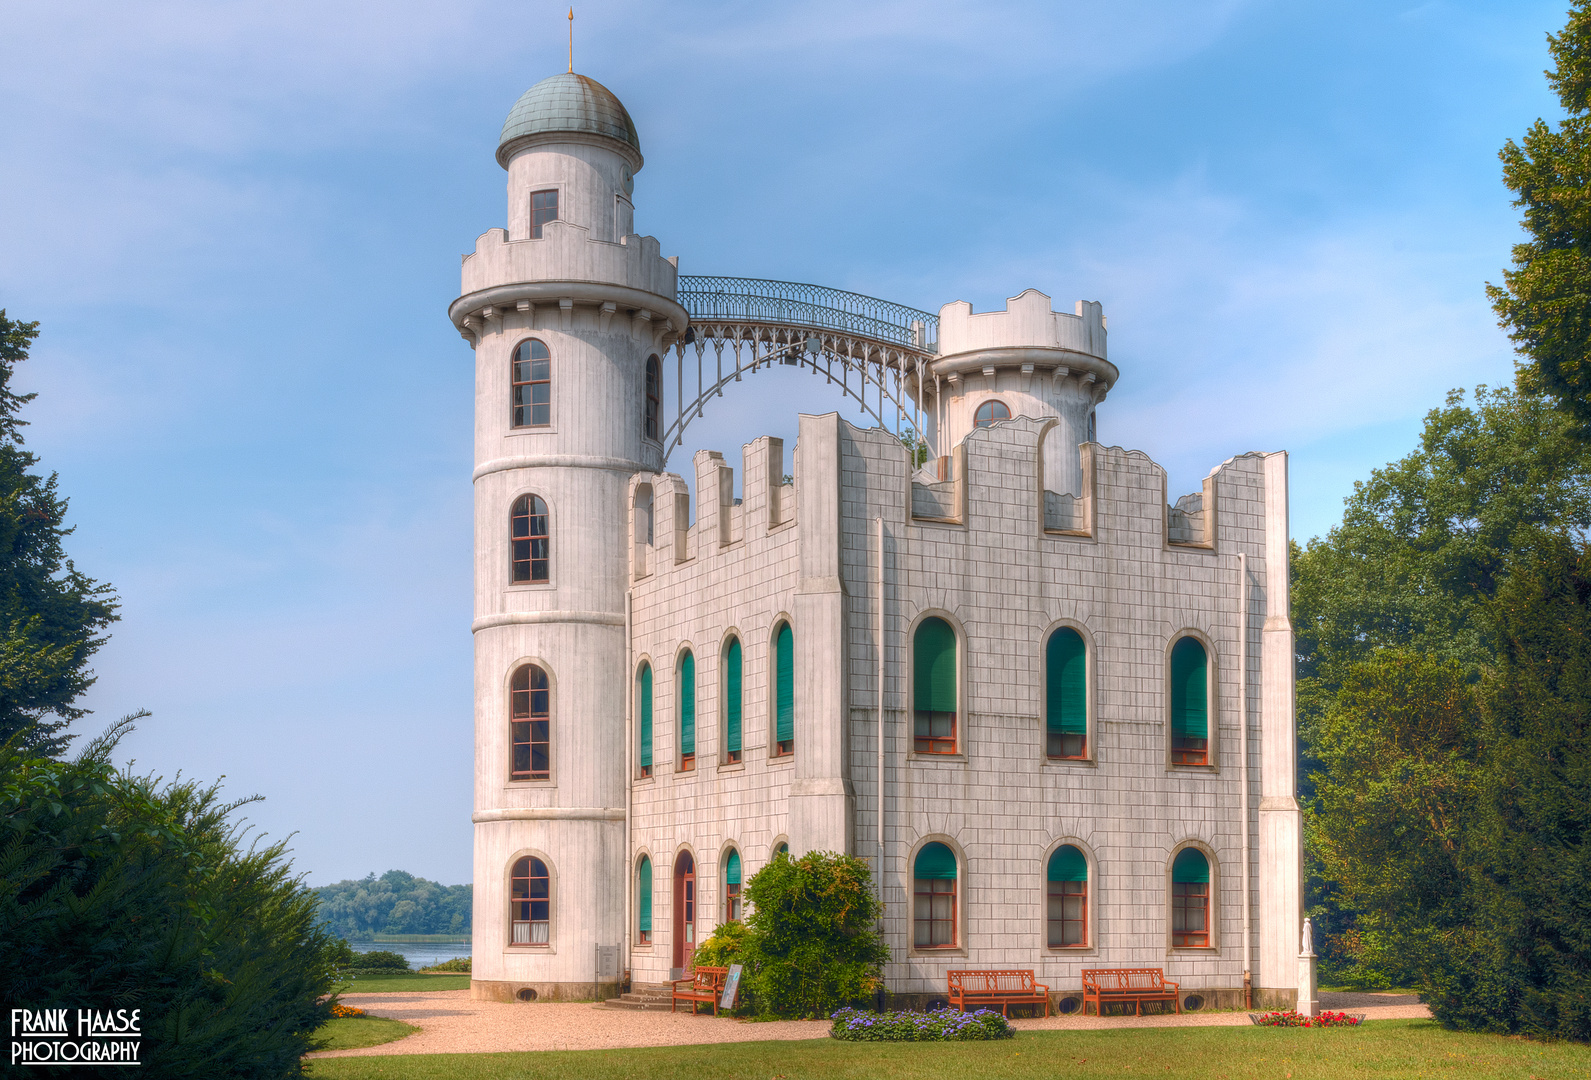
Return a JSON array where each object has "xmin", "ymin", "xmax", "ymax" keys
[{"xmin": 1296, "ymin": 951, "xmax": 1319, "ymax": 1016}]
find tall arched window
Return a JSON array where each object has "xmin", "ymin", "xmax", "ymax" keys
[
  {"xmin": 510, "ymin": 664, "xmax": 549, "ymax": 781},
  {"xmin": 510, "ymin": 856, "xmax": 550, "ymax": 945},
  {"xmin": 637, "ymin": 856, "xmax": 653, "ymax": 945},
  {"xmin": 1046, "ymin": 627, "xmax": 1087, "ymax": 760},
  {"xmin": 723, "ymin": 849, "xmax": 742, "ymax": 922},
  {"xmin": 1172, "ymin": 848, "xmax": 1211, "ymax": 947},
  {"xmin": 1170, "ymin": 636, "xmax": 1209, "ymax": 765},
  {"xmin": 913, "ymin": 617, "xmax": 957, "ymax": 754},
  {"xmin": 723, "ymin": 637, "xmax": 743, "ymax": 764},
  {"xmin": 913, "ymin": 842, "xmax": 958, "ymax": 948},
  {"xmin": 678, "ymin": 651, "xmax": 696, "ymax": 771},
  {"xmin": 645, "ymin": 355, "xmax": 662, "ymax": 441},
  {"xmin": 511, "ymin": 494, "xmax": 550, "ymax": 583},
  {"xmin": 1047, "ymin": 845, "xmax": 1088, "ymax": 948},
  {"xmin": 637, "ymin": 662, "xmax": 653, "ymax": 778},
  {"xmin": 512, "ymin": 339, "xmax": 551, "ymax": 427},
  {"xmin": 773, "ymin": 841, "xmax": 789, "ymax": 858},
  {"xmin": 773, "ymin": 622, "xmax": 794, "ymax": 756},
  {"xmin": 973, "ymin": 400, "xmax": 1010, "ymax": 428}
]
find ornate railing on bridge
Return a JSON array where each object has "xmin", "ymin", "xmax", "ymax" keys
[{"xmin": 677, "ymin": 275, "xmax": 938, "ymax": 354}]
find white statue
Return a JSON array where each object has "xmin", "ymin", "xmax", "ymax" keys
[{"xmin": 1301, "ymin": 917, "xmax": 1314, "ymax": 956}]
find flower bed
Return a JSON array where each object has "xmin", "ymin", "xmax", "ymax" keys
[
  {"xmin": 329, "ymin": 1003, "xmax": 367, "ymax": 1019},
  {"xmin": 830, "ymin": 1007, "xmax": 1015, "ymax": 1042},
  {"xmin": 1250, "ymin": 1010, "xmax": 1363, "ymax": 1027}
]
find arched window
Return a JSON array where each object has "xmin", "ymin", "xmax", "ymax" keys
[
  {"xmin": 1170, "ymin": 637, "xmax": 1209, "ymax": 765},
  {"xmin": 724, "ymin": 637, "xmax": 743, "ymax": 764},
  {"xmin": 913, "ymin": 617, "xmax": 957, "ymax": 754},
  {"xmin": 510, "ymin": 664, "xmax": 549, "ymax": 781},
  {"xmin": 1046, "ymin": 627, "xmax": 1087, "ymax": 759},
  {"xmin": 512, "ymin": 339, "xmax": 551, "ymax": 427},
  {"xmin": 913, "ymin": 842, "xmax": 958, "ymax": 948},
  {"xmin": 511, "ymin": 494, "xmax": 550, "ymax": 583},
  {"xmin": 1172, "ymin": 848, "xmax": 1211, "ymax": 947},
  {"xmin": 1047, "ymin": 845, "xmax": 1088, "ymax": 948},
  {"xmin": 510, "ymin": 856, "xmax": 550, "ymax": 945},
  {"xmin": 637, "ymin": 662, "xmax": 653, "ymax": 778},
  {"xmin": 645, "ymin": 355, "xmax": 662, "ymax": 441},
  {"xmin": 973, "ymin": 400, "xmax": 1010, "ymax": 428},
  {"xmin": 773, "ymin": 841, "xmax": 789, "ymax": 858},
  {"xmin": 637, "ymin": 856, "xmax": 653, "ymax": 945},
  {"xmin": 678, "ymin": 651, "xmax": 696, "ymax": 771},
  {"xmin": 723, "ymin": 849, "xmax": 742, "ymax": 922},
  {"xmin": 773, "ymin": 622, "xmax": 794, "ymax": 756}
]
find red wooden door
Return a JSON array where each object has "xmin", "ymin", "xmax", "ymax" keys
[{"xmin": 673, "ymin": 851, "xmax": 696, "ymax": 970}]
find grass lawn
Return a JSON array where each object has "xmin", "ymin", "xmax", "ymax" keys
[
  {"xmin": 313, "ymin": 1017, "xmax": 419, "ymax": 1052},
  {"xmin": 334, "ymin": 972, "xmax": 471, "ymax": 993},
  {"xmin": 302, "ymin": 1019, "xmax": 1590, "ymax": 1079}
]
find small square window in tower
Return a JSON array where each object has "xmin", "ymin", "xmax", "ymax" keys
[{"xmin": 530, "ymin": 189, "xmax": 558, "ymax": 238}]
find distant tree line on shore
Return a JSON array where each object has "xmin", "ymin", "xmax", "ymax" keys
[{"xmin": 312, "ymin": 870, "xmax": 472, "ymax": 938}]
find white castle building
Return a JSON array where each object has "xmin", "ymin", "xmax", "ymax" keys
[{"xmin": 451, "ymin": 70, "xmax": 1305, "ymax": 1011}]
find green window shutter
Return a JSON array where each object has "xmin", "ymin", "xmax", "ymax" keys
[
  {"xmin": 638, "ymin": 857, "xmax": 652, "ymax": 933},
  {"xmin": 680, "ymin": 652, "xmax": 696, "ymax": 756},
  {"xmin": 725, "ymin": 850, "xmax": 741, "ymax": 886},
  {"xmin": 1172, "ymin": 848, "xmax": 1210, "ymax": 883},
  {"xmin": 775, "ymin": 623, "xmax": 795, "ymax": 744},
  {"xmin": 1046, "ymin": 628, "xmax": 1087, "ymax": 736},
  {"xmin": 914, "ymin": 841, "xmax": 958, "ymax": 880},
  {"xmin": 726, "ymin": 639, "xmax": 742, "ymax": 755},
  {"xmin": 1170, "ymin": 637, "xmax": 1208, "ymax": 741},
  {"xmin": 1047, "ymin": 844, "xmax": 1088, "ymax": 882},
  {"xmin": 914, "ymin": 618, "xmax": 957, "ymax": 713},
  {"xmin": 638, "ymin": 664, "xmax": 653, "ymax": 770}
]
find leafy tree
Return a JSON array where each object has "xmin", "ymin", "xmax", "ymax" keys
[
  {"xmin": 736, "ymin": 850, "xmax": 888, "ymax": 1019},
  {"xmin": 1490, "ymin": 1, "xmax": 1591, "ymax": 433},
  {"xmin": 0, "ymin": 715, "xmax": 339, "ymax": 1076},
  {"xmin": 0, "ymin": 311, "xmax": 119, "ymax": 755},
  {"xmin": 312, "ymin": 869, "xmax": 471, "ymax": 938}
]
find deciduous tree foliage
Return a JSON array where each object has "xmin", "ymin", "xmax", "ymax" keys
[
  {"xmin": 1491, "ymin": 1, "xmax": 1591, "ymax": 433},
  {"xmin": 0, "ymin": 311, "xmax": 118, "ymax": 756},
  {"xmin": 312, "ymin": 869, "xmax": 472, "ymax": 938}
]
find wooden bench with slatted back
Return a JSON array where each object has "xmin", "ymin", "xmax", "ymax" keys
[
  {"xmin": 946, "ymin": 969, "xmax": 1051, "ymax": 1017},
  {"xmin": 1081, "ymin": 968, "xmax": 1181, "ymax": 1016},
  {"xmin": 670, "ymin": 966, "xmax": 728, "ymax": 1016}
]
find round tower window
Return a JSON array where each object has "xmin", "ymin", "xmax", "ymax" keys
[{"xmin": 974, "ymin": 400, "xmax": 1010, "ymax": 428}]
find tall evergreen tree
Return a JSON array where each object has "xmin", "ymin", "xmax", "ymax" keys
[
  {"xmin": 1490, "ymin": 1, "xmax": 1591, "ymax": 432},
  {"xmin": 0, "ymin": 310, "xmax": 119, "ymax": 755}
]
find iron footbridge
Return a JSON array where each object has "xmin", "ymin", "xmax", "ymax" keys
[{"xmin": 665, "ymin": 276, "xmax": 941, "ymax": 464}]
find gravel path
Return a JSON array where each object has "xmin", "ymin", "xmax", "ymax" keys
[{"xmin": 307, "ymin": 990, "xmax": 1430, "ymax": 1059}]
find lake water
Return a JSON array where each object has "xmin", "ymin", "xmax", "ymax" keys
[{"xmin": 350, "ymin": 941, "xmax": 472, "ymax": 969}]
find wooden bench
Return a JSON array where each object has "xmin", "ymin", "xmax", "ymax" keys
[
  {"xmin": 1081, "ymin": 968, "xmax": 1180, "ymax": 1016},
  {"xmin": 947, "ymin": 970, "xmax": 1051, "ymax": 1017},
  {"xmin": 671, "ymin": 966, "xmax": 729, "ymax": 1015}
]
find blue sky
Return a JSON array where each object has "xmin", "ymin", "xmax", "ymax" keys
[{"xmin": 0, "ymin": 0, "xmax": 1564, "ymax": 887}]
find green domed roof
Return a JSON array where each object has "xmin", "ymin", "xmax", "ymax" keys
[{"xmin": 497, "ymin": 73, "xmax": 640, "ymax": 166}]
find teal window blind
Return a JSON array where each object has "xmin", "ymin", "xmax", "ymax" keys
[
  {"xmin": 679, "ymin": 652, "xmax": 696, "ymax": 756},
  {"xmin": 637, "ymin": 856, "xmax": 652, "ymax": 933},
  {"xmin": 1172, "ymin": 847, "xmax": 1210, "ymax": 883},
  {"xmin": 725, "ymin": 849, "xmax": 741, "ymax": 886},
  {"xmin": 775, "ymin": 623, "xmax": 794, "ymax": 747},
  {"xmin": 1047, "ymin": 844, "xmax": 1088, "ymax": 882},
  {"xmin": 1046, "ymin": 628, "xmax": 1087, "ymax": 737},
  {"xmin": 725, "ymin": 639, "xmax": 742, "ymax": 758},
  {"xmin": 914, "ymin": 618, "xmax": 957, "ymax": 713},
  {"xmin": 914, "ymin": 841, "xmax": 958, "ymax": 880},
  {"xmin": 1170, "ymin": 637, "xmax": 1208, "ymax": 741},
  {"xmin": 638, "ymin": 663, "xmax": 653, "ymax": 771}
]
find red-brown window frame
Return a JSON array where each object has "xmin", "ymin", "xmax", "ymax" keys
[
  {"xmin": 512, "ymin": 339, "xmax": 551, "ymax": 428},
  {"xmin": 510, "ymin": 664, "xmax": 550, "ymax": 781},
  {"xmin": 530, "ymin": 189, "xmax": 558, "ymax": 239},
  {"xmin": 973, "ymin": 399, "xmax": 1010, "ymax": 428},
  {"xmin": 912, "ymin": 877, "xmax": 957, "ymax": 949},
  {"xmin": 511, "ymin": 494, "xmax": 550, "ymax": 583},
  {"xmin": 1047, "ymin": 879, "xmax": 1088, "ymax": 948},
  {"xmin": 1172, "ymin": 881, "xmax": 1210, "ymax": 947},
  {"xmin": 510, "ymin": 855, "xmax": 550, "ymax": 946},
  {"xmin": 724, "ymin": 881, "xmax": 741, "ymax": 922}
]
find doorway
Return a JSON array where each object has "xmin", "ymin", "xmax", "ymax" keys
[{"xmin": 672, "ymin": 850, "xmax": 695, "ymax": 975}]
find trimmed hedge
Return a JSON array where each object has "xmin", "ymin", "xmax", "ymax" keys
[{"xmin": 829, "ymin": 1007, "xmax": 1014, "ymax": 1042}]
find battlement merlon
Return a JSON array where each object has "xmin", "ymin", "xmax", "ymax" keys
[
  {"xmin": 449, "ymin": 222, "xmax": 686, "ymax": 349},
  {"xmin": 932, "ymin": 289, "xmax": 1116, "ymax": 391}
]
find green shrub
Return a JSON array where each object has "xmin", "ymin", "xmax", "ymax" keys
[
  {"xmin": 420, "ymin": 955, "xmax": 471, "ymax": 972},
  {"xmin": 829, "ymin": 1007, "xmax": 1014, "ymax": 1041},
  {"xmin": 739, "ymin": 850, "xmax": 888, "ymax": 1019},
  {"xmin": 0, "ymin": 716, "xmax": 339, "ymax": 1078},
  {"xmin": 352, "ymin": 949, "xmax": 409, "ymax": 970}
]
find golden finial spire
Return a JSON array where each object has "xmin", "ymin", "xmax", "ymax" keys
[{"xmin": 568, "ymin": 8, "xmax": 574, "ymax": 73}]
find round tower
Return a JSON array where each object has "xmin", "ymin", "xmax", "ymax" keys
[
  {"xmin": 449, "ymin": 72, "xmax": 686, "ymax": 1002},
  {"xmin": 932, "ymin": 289, "xmax": 1117, "ymax": 495}
]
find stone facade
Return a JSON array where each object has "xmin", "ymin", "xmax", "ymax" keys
[{"xmin": 452, "ymin": 70, "xmax": 1303, "ymax": 1011}]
